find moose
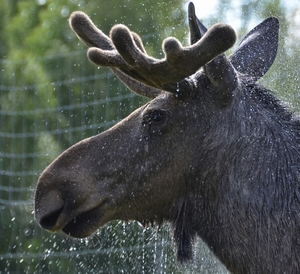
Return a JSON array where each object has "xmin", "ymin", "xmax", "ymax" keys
[{"xmin": 34, "ymin": 2, "xmax": 300, "ymax": 273}]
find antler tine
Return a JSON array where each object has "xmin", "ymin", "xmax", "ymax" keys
[
  {"xmin": 70, "ymin": 11, "xmax": 161, "ymax": 98},
  {"xmin": 70, "ymin": 12, "xmax": 130, "ymax": 68},
  {"xmin": 69, "ymin": 11, "xmax": 113, "ymax": 50},
  {"xmin": 70, "ymin": 11, "xmax": 148, "ymax": 54}
]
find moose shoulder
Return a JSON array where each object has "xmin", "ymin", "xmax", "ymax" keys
[{"xmin": 34, "ymin": 2, "xmax": 300, "ymax": 273}]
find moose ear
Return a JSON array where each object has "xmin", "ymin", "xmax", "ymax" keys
[
  {"xmin": 229, "ymin": 17, "xmax": 279, "ymax": 79},
  {"xmin": 188, "ymin": 2, "xmax": 208, "ymax": 44}
]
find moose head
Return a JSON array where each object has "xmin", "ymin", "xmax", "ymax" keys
[{"xmin": 35, "ymin": 3, "xmax": 300, "ymax": 273}]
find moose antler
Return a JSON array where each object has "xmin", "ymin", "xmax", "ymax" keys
[{"xmin": 69, "ymin": 8, "xmax": 236, "ymax": 96}]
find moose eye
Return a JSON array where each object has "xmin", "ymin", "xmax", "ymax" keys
[
  {"xmin": 143, "ymin": 109, "xmax": 165, "ymax": 126},
  {"xmin": 150, "ymin": 110, "xmax": 165, "ymax": 123}
]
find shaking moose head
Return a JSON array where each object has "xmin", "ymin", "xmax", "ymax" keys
[{"xmin": 35, "ymin": 2, "xmax": 300, "ymax": 273}]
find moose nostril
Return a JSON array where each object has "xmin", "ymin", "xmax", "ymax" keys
[
  {"xmin": 35, "ymin": 189, "xmax": 65, "ymax": 231},
  {"xmin": 40, "ymin": 204, "xmax": 64, "ymax": 230}
]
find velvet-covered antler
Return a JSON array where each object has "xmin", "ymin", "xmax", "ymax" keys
[
  {"xmin": 69, "ymin": 5, "xmax": 236, "ymax": 98},
  {"xmin": 188, "ymin": 3, "xmax": 238, "ymax": 104}
]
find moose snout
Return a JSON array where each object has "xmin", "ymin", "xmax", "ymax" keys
[
  {"xmin": 34, "ymin": 170, "xmax": 109, "ymax": 238},
  {"xmin": 35, "ymin": 189, "xmax": 65, "ymax": 231}
]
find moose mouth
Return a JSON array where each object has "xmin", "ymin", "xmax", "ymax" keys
[{"xmin": 61, "ymin": 206, "xmax": 104, "ymax": 238}]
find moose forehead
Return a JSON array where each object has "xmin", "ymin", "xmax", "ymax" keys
[{"xmin": 141, "ymin": 90, "xmax": 210, "ymax": 126}]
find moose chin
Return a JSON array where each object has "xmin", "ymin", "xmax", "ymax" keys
[{"xmin": 35, "ymin": 2, "xmax": 300, "ymax": 273}]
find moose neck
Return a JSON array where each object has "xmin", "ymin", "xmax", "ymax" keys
[{"xmin": 180, "ymin": 80, "xmax": 300, "ymax": 272}]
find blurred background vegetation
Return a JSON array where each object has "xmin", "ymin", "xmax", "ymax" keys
[{"xmin": 0, "ymin": 0, "xmax": 299, "ymax": 273}]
